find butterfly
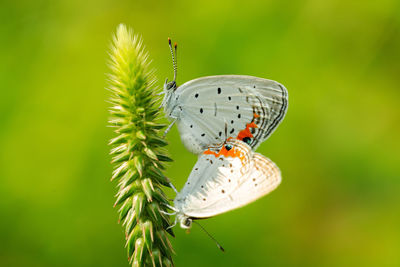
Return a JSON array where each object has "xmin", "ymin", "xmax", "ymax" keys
[
  {"xmin": 171, "ymin": 138, "xmax": 281, "ymax": 229},
  {"xmin": 162, "ymin": 39, "xmax": 288, "ymax": 154}
]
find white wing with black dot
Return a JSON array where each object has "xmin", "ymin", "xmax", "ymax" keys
[
  {"xmin": 163, "ymin": 75, "xmax": 288, "ymax": 154},
  {"xmin": 174, "ymin": 139, "xmax": 281, "ymax": 219}
]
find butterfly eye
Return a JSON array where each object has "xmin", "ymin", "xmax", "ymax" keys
[
  {"xmin": 164, "ymin": 79, "xmax": 177, "ymax": 90},
  {"xmin": 184, "ymin": 218, "xmax": 192, "ymax": 228},
  {"xmin": 242, "ymin": 137, "xmax": 251, "ymax": 145},
  {"xmin": 225, "ymin": 144, "xmax": 233, "ymax": 151}
]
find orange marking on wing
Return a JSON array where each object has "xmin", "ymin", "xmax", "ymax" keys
[
  {"xmin": 236, "ymin": 113, "xmax": 260, "ymax": 141},
  {"xmin": 236, "ymin": 122, "xmax": 258, "ymax": 140},
  {"xmin": 203, "ymin": 145, "xmax": 244, "ymax": 162}
]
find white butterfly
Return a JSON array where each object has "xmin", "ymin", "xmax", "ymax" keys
[
  {"xmin": 171, "ymin": 138, "xmax": 281, "ymax": 229},
  {"xmin": 162, "ymin": 39, "xmax": 288, "ymax": 154}
]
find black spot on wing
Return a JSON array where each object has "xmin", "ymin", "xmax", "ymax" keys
[{"xmin": 243, "ymin": 137, "xmax": 251, "ymax": 145}]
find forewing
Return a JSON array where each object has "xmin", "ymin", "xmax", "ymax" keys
[{"xmin": 175, "ymin": 75, "xmax": 288, "ymax": 154}]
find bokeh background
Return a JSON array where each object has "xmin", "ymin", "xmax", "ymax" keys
[{"xmin": 1, "ymin": 0, "xmax": 400, "ymax": 266}]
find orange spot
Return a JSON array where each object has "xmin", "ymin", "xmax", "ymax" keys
[
  {"xmin": 203, "ymin": 145, "xmax": 244, "ymax": 162},
  {"xmin": 237, "ymin": 122, "xmax": 258, "ymax": 140},
  {"xmin": 236, "ymin": 113, "xmax": 259, "ymax": 141}
]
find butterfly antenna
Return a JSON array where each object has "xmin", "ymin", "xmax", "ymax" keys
[
  {"xmin": 168, "ymin": 38, "xmax": 177, "ymax": 82},
  {"xmin": 174, "ymin": 42, "xmax": 177, "ymax": 81},
  {"xmin": 193, "ymin": 221, "xmax": 225, "ymax": 252}
]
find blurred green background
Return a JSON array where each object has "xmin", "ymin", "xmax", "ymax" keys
[{"xmin": 1, "ymin": 0, "xmax": 400, "ymax": 266}]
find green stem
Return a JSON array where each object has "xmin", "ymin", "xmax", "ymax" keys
[{"xmin": 107, "ymin": 24, "xmax": 174, "ymax": 267}]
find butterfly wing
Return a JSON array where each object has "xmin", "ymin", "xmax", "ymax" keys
[
  {"xmin": 171, "ymin": 75, "xmax": 288, "ymax": 154},
  {"xmin": 174, "ymin": 139, "xmax": 281, "ymax": 218},
  {"xmin": 174, "ymin": 139, "xmax": 252, "ymax": 214},
  {"xmin": 177, "ymin": 151, "xmax": 281, "ymax": 218},
  {"xmin": 219, "ymin": 153, "xmax": 281, "ymax": 214}
]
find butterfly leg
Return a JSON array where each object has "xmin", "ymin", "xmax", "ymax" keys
[
  {"xmin": 169, "ymin": 182, "xmax": 178, "ymax": 194},
  {"xmin": 158, "ymin": 98, "xmax": 166, "ymax": 110},
  {"xmin": 161, "ymin": 202, "xmax": 178, "ymax": 212},
  {"xmin": 160, "ymin": 210, "xmax": 177, "ymax": 216},
  {"xmin": 166, "ymin": 217, "xmax": 178, "ymax": 230},
  {"xmin": 163, "ymin": 118, "xmax": 177, "ymax": 137}
]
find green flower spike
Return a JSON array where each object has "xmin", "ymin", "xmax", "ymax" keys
[{"xmin": 107, "ymin": 24, "xmax": 174, "ymax": 267}]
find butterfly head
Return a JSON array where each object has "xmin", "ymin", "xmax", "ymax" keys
[
  {"xmin": 164, "ymin": 78, "xmax": 177, "ymax": 91},
  {"xmin": 177, "ymin": 213, "xmax": 192, "ymax": 229}
]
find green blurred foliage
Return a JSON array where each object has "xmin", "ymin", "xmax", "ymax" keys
[{"xmin": 1, "ymin": 0, "xmax": 399, "ymax": 266}]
